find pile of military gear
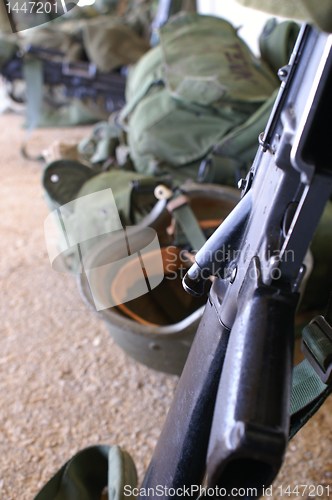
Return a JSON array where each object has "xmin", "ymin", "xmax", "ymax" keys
[
  {"xmin": 35, "ymin": 5, "xmax": 332, "ymax": 500},
  {"xmin": 0, "ymin": 0, "xmax": 154, "ymax": 126},
  {"xmin": 40, "ymin": 12, "xmax": 331, "ymax": 378}
]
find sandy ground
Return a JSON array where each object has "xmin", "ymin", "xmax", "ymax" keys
[{"xmin": 0, "ymin": 112, "xmax": 331, "ymax": 499}]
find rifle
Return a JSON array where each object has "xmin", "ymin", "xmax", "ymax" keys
[
  {"xmin": 1, "ymin": 45, "xmax": 126, "ymax": 113},
  {"xmin": 139, "ymin": 23, "xmax": 332, "ymax": 499},
  {"xmin": 1, "ymin": 0, "xmax": 198, "ymax": 116}
]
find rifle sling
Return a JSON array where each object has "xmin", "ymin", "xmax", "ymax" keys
[
  {"xmin": 290, "ymin": 359, "xmax": 332, "ymax": 438},
  {"xmin": 290, "ymin": 312, "xmax": 332, "ymax": 438}
]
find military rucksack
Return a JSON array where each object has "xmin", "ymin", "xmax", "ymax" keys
[{"xmin": 119, "ymin": 13, "xmax": 285, "ymax": 185}]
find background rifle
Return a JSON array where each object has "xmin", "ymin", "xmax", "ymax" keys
[{"xmin": 1, "ymin": 45, "xmax": 126, "ymax": 112}]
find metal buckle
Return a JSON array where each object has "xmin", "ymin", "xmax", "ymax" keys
[{"xmin": 301, "ymin": 315, "xmax": 332, "ymax": 385}]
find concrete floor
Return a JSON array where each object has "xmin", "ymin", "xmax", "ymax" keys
[{"xmin": 0, "ymin": 113, "xmax": 331, "ymax": 499}]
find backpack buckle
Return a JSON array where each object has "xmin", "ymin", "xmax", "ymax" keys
[
  {"xmin": 301, "ymin": 315, "xmax": 332, "ymax": 385},
  {"xmin": 197, "ymin": 157, "xmax": 213, "ymax": 183}
]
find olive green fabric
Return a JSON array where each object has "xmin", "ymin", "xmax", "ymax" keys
[
  {"xmin": 235, "ymin": 0, "xmax": 332, "ymax": 33},
  {"xmin": 120, "ymin": 13, "xmax": 279, "ymax": 184},
  {"xmin": 42, "ymin": 160, "xmax": 97, "ymax": 209},
  {"xmin": 203, "ymin": 89, "xmax": 278, "ymax": 184},
  {"xmin": 75, "ymin": 169, "xmax": 149, "ymax": 226},
  {"xmin": 34, "ymin": 96, "xmax": 110, "ymax": 128},
  {"xmin": 78, "ymin": 120, "xmax": 122, "ymax": 166},
  {"xmin": 300, "ymin": 202, "xmax": 332, "ymax": 312},
  {"xmin": 23, "ymin": 27, "xmax": 84, "ymax": 61},
  {"xmin": 42, "ymin": 162, "xmax": 150, "ymax": 272},
  {"xmin": 19, "ymin": 19, "xmax": 129, "ymax": 127},
  {"xmin": 0, "ymin": 1, "xmax": 13, "ymax": 33},
  {"xmin": 125, "ymin": 0, "xmax": 158, "ymax": 40},
  {"xmin": 34, "ymin": 445, "xmax": 137, "ymax": 500},
  {"xmin": 290, "ymin": 359, "xmax": 332, "ymax": 439},
  {"xmin": 0, "ymin": 34, "xmax": 17, "ymax": 67},
  {"xmin": 82, "ymin": 17, "xmax": 150, "ymax": 72},
  {"xmin": 259, "ymin": 18, "xmax": 300, "ymax": 74},
  {"xmin": 19, "ymin": 21, "xmax": 126, "ymax": 127}
]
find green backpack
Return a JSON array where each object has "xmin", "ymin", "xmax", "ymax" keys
[{"xmin": 119, "ymin": 13, "xmax": 283, "ymax": 185}]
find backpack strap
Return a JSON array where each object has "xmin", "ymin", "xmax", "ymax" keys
[
  {"xmin": 155, "ymin": 184, "xmax": 206, "ymax": 251},
  {"xmin": 118, "ymin": 76, "xmax": 163, "ymax": 128},
  {"xmin": 198, "ymin": 90, "xmax": 278, "ymax": 185},
  {"xmin": 197, "ymin": 19, "xmax": 300, "ymax": 184}
]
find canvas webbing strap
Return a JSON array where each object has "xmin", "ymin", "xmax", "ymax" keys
[
  {"xmin": 290, "ymin": 311, "xmax": 332, "ymax": 438},
  {"xmin": 171, "ymin": 201, "xmax": 207, "ymax": 251},
  {"xmin": 290, "ymin": 359, "xmax": 332, "ymax": 439},
  {"xmin": 155, "ymin": 185, "xmax": 207, "ymax": 251}
]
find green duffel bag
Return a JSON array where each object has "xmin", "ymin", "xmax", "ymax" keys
[
  {"xmin": 81, "ymin": 16, "xmax": 150, "ymax": 73},
  {"xmin": 120, "ymin": 12, "xmax": 280, "ymax": 185}
]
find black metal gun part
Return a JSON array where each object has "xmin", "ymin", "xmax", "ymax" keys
[
  {"xmin": 1, "ymin": 45, "xmax": 126, "ymax": 112},
  {"xmin": 140, "ymin": 24, "xmax": 332, "ymax": 499}
]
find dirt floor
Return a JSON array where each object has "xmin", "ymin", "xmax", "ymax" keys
[{"xmin": 0, "ymin": 112, "xmax": 331, "ymax": 499}]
